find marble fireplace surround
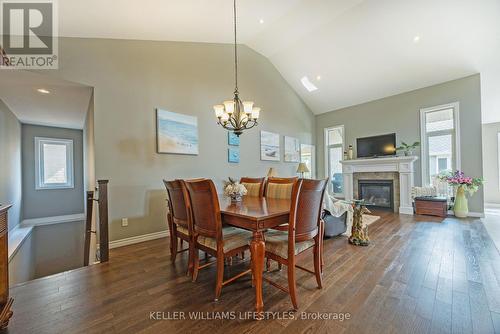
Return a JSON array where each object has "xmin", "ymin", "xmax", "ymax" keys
[{"xmin": 341, "ymin": 156, "xmax": 419, "ymax": 215}]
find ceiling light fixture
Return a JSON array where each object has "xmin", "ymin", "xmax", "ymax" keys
[
  {"xmin": 301, "ymin": 76, "xmax": 318, "ymax": 92},
  {"xmin": 413, "ymin": 35, "xmax": 421, "ymax": 43},
  {"xmin": 259, "ymin": 18, "xmax": 264, "ymax": 24},
  {"xmin": 213, "ymin": 0, "xmax": 260, "ymax": 137},
  {"xmin": 37, "ymin": 88, "xmax": 50, "ymax": 94},
  {"xmin": 316, "ymin": 75, "xmax": 322, "ymax": 81}
]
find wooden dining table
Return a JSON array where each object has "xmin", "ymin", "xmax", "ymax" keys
[{"xmin": 219, "ymin": 195, "xmax": 291, "ymax": 316}]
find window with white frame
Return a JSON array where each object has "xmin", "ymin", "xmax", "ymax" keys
[
  {"xmin": 35, "ymin": 137, "xmax": 74, "ymax": 189},
  {"xmin": 420, "ymin": 103, "xmax": 460, "ymax": 186},
  {"xmin": 498, "ymin": 132, "xmax": 500, "ymax": 190},
  {"xmin": 325, "ymin": 125, "xmax": 344, "ymax": 195}
]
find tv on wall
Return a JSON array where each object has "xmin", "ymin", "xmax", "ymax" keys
[{"xmin": 356, "ymin": 133, "xmax": 396, "ymax": 158}]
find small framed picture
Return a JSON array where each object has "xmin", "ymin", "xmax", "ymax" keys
[
  {"xmin": 228, "ymin": 147, "xmax": 240, "ymax": 163},
  {"xmin": 228, "ymin": 132, "xmax": 240, "ymax": 146}
]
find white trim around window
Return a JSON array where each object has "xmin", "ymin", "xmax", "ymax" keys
[
  {"xmin": 324, "ymin": 125, "xmax": 345, "ymax": 196},
  {"xmin": 419, "ymin": 102, "xmax": 461, "ymax": 186},
  {"xmin": 35, "ymin": 137, "xmax": 74, "ymax": 190}
]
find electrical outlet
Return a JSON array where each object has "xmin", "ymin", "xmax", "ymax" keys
[{"xmin": 121, "ymin": 218, "xmax": 128, "ymax": 227}]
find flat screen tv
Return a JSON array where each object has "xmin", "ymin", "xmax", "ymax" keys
[{"xmin": 356, "ymin": 133, "xmax": 396, "ymax": 158}]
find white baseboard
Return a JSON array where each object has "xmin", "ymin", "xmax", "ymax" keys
[
  {"xmin": 447, "ymin": 210, "xmax": 485, "ymax": 218},
  {"xmin": 109, "ymin": 230, "xmax": 169, "ymax": 249},
  {"xmin": 21, "ymin": 213, "xmax": 85, "ymax": 227}
]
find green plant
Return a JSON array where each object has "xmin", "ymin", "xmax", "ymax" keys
[{"xmin": 396, "ymin": 141, "xmax": 420, "ymax": 155}]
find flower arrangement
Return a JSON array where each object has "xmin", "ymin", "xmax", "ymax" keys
[
  {"xmin": 223, "ymin": 177, "xmax": 247, "ymax": 202},
  {"xmin": 437, "ymin": 170, "xmax": 483, "ymax": 195}
]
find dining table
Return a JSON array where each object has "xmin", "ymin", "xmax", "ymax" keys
[{"xmin": 219, "ymin": 195, "xmax": 291, "ymax": 317}]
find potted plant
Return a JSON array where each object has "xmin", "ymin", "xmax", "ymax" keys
[
  {"xmin": 396, "ymin": 141, "xmax": 420, "ymax": 156},
  {"xmin": 438, "ymin": 170, "xmax": 483, "ymax": 218},
  {"xmin": 223, "ymin": 177, "xmax": 247, "ymax": 202}
]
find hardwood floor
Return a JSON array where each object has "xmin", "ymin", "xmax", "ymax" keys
[{"xmin": 7, "ymin": 212, "xmax": 500, "ymax": 333}]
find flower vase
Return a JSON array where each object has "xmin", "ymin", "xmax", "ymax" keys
[
  {"xmin": 454, "ymin": 186, "xmax": 468, "ymax": 218},
  {"xmin": 230, "ymin": 194, "xmax": 242, "ymax": 203}
]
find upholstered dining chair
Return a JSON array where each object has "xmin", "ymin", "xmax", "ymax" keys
[
  {"xmin": 163, "ymin": 179, "xmax": 193, "ymax": 275},
  {"xmin": 184, "ymin": 179, "xmax": 253, "ymax": 301},
  {"xmin": 240, "ymin": 177, "xmax": 265, "ymax": 197},
  {"xmin": 263, "ymin": 178, "xmax": 328, "ymax": 310},
  {"xmin": 264, "ymin": 177, "xmax": 298, "ymax": 200}
]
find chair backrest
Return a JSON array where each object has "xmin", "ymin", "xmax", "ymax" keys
[
  {"xmin": 288, "ymin": 178, "xmax": 328, "ymax": 243},
  {"xmin": 163, "ymin": 179, "xmax": 188, "ymax": 224},
  {"xmin": 240, "ymin": 177, "xmax": 265, "ymax": 197},
  {"xmin": 184, "ymin": 179, "xmax": 222, "ymax": 240},
  {"xmin": 265, "ymin": 177, "xmax": 298, "ymax": 199}
]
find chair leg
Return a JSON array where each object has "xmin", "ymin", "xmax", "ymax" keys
[
  {"xmin": 314, "ymin": 241, "xmax": 323, "ymax": 289},
  {"xmin": 187, "ymin": 240, "xmax": 194, "ymax": 277},
  {"xmin": 287, "ymin": 261, "xmax": 298, "ymax": 310},
  {"xmin": 171, "ymin": 234, "xmax": 178, "ymax": 263},
  {"xmin": 320, "ymin": 220, "xmax": 325, "ymax": 273},
  {"xmin": 215, "ymin": 253, "xmax": 224, "ymax": 301},
  {"xmin": 192, "ymin": 249, "xmax": 200, "ymax": 282}
]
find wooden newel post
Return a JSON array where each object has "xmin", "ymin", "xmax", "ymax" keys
[
  {"xmin": 98, "ymin": 180, "xmax": 109, "ymax": 263},
  {"xmin": 84, "ymin": 191, "xmax": 94, "ymax": 266}
]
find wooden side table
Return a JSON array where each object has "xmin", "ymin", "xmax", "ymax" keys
[{"xmin": 414, "ymin": 196, "xmax": 448, "ymax": 217}]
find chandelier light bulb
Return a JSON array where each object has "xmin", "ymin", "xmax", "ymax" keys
[
  {"xmin": 223, "ymin": 100, "xmax": 235, "ymax": 114},
  {"xmin": 213, "ymin": 105, "xmax": 225, "ymax": 118},
  {"xmin": 251, "ymin": 107, "xmax": 260, "ymax": 120},
  {"xmin": 242, "ymin": 101, "xmax": 254, "ymax": 114}
]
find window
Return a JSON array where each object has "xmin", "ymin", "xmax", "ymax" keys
[
  {"xmin": 498, "ymin": 132, "xmax": 500, "ymax": 190},
  {"xmin": 420, "ymin": 103, "xmax": 460, "ymax": 186},
  {"xmin": 325, "ymin": 125, "xmax": 344, "ymax": 195},
  {"xmin": 35, "ymin": 137, "xmax": 74, "ymax": 189},
  {"xmin": 300, "ymin": 144, "xmax": 315, "ymax": 179}
]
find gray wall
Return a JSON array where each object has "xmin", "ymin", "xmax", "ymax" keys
[
  {"xmin": 33, "ymin": 221, "xmax": 85, "ymax": 278},
  {"xmin": 21, "ymin": 124, "xmax": 84, "ymax": 219},
  {"xmin": 316, "ymin": 74, "xmax": 484, "ymax": 213},
  {"xmin": 483, "ymin": 122, "xmax": 500, "ymax": 204},
  {"xmin": 37, "ymin": 37, "xmax": 314, "ymax": 241},
  {"xmin": 0, "ymin": 99, "xmax": 22, "ymax": 231},
  {"xmin": 8, "ymin": 233, "xmax": 35, "ymax": 285}
]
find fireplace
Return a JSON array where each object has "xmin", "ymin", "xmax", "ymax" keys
[{"xmin": 358, "ymin": 180, "xmax": 394, "ymax": 211}]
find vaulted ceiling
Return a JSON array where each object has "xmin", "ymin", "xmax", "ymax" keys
[{"xmin": 59, "ymin": 0, "xmax": 500, "ymax": 123}]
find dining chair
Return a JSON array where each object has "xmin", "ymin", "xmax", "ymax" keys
[
  {"xmin": 184, "ymin": 179, "xmax": 253, "ymax": 301},
  {"xmin": 240, "ymin": 177, "xmax": 265, "ymax": 197},
  {"xmin": 163, "ymin": 179, "xmax": 193, "ymax": 275},
  {"xmin": 263, "ymin": 178, "xmax": 328, "ymax": 310},
  {"xmin": 264, "ymin": 177, "xmax": 298, "ymax": 200}
]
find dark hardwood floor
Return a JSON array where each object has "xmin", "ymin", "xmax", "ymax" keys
[{"xmin": 6, "ymin": 212, "xmax": 500, "ymax": 334}]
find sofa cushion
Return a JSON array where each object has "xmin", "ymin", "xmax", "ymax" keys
[{"xmin": 264, "ymin": 230, "xmax": 315, "ymax": 259}]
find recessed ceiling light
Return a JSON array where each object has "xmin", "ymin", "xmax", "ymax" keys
[
  {"xmin": 37, "ymin": 88, "xmax": 50, "ymax": 94},
  {"xmin": 316, "ymin": 75, "xmax": 322, "ymax": 81},
  {"xmin": 413, "ymin": 35, "xmax": 421, "ymax": 43},
  {"xmin": 259, "ymin": 18, "xmax": 264, "ymax": 24},
  {"xmin": 301, "ymin": 76, "xmax": 318, "ymax": 92}
]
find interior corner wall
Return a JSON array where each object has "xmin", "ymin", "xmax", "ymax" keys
[
  {"xmin": 315, "ymin": 74, "xmax": 484, "ymax": 213},
  {"xmin": 0, "ymin": 99, "xmax": 22, "ymax": 231},
  {"xmin": 482, "ymin": 122, "xmax": 500, "ymax": 204},
  {"xmin": 21, "ymin": 124, "xmax": 85, "ymax": 219},
  {"xmin": 39, "ymin": 37, "xmax": 315, "ymax": 242}
]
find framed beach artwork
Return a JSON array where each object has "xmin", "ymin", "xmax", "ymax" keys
[
  {"xmin": 228, "ymin": 147, "xmax": 240, "ymax": 163},
  {"xmin": 228, "ymin": 132, "xmax": 240, "ymax": 146},
  {"xmin": 284, "ymin": 136, "xmax": 300, "ymax": 162},
  {"xmin": 156, "ymin": 108, "xmax": 199, "ymax": 155},
  {"xmin": 260, "ymin": 131, "xmax": 280, "ymax": 161}
]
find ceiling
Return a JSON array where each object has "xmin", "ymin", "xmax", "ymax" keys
[
  {"xmin": 0, "ymin": 71, "xmax": 93, "ymax": 129},
  {"xmin": 56, "ymin": 0, "xmax": 500, "ymax": 123}
]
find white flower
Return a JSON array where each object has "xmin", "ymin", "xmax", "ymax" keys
[{"xmin": 223, "ymin": 182, "xmax": 247, "ymax": 197}]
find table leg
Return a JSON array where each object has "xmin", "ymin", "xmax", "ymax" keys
[{"xmin": 250, "ymin": 231, "xmax": 265, "ymax": 318}]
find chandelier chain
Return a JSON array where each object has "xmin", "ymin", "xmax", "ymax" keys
[{"xmin": 233, "ymin": 0, "xmax": 238, "ymax": 93}]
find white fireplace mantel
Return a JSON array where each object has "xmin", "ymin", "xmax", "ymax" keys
[{"xmin": 340, "ymin": 156, "xmax": 418, "ymax": 215}]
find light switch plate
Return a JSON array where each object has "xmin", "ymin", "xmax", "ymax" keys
[{"xmin": 121, "ymin": 218, "xmax": 128, "ymax": 227}]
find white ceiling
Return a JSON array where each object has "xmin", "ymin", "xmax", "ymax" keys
[
  {"xmin": 0, "ymin": 71, "xmax": 92, "ymax": 129},
  {"xmin": 57, "ymin": 0, "xmax": 500, "ymax": 123}
]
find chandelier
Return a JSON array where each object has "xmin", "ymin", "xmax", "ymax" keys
[{"xmin": 213, "ymin": 0, "xmax": 260, "ymax": 137}]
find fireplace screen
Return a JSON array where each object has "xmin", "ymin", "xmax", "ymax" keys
[{"xmin": 358, "ymin": 180, "xmax": 394, "ymax": 210}]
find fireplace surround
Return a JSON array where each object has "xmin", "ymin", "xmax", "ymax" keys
[{"xmin": 358, "ymin": 180, "xmax": 394, "ymax": 211}]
